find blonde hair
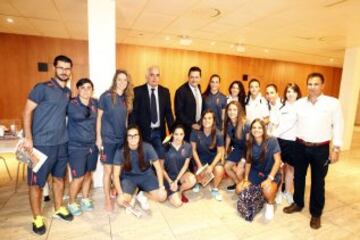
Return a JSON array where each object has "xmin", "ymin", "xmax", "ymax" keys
[{"xmin": 109, "ymin": 69, "xmax": 134, "ymax": 113}]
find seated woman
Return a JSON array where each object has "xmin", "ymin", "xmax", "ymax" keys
[
  {"xmin": 113, "ymin": 125, "xmax": 167, "ymax": 211},
  {"xmin": 190, "ymin": 109, "xmax": 225, "ymax": 201},
  {"xmin": 237, "ymin": 119, "xmax": 282, "ymax": 220},
  {"xmin": 223, "ymin": 101, "xmax": 249, "ymax": 192},
  {"xmin": 162, "ymin": 124, "xmax": 197, "ymax": 207}
]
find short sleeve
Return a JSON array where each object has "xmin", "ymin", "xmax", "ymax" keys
[
  {"xmin": 268, "ymin": 137, "xmax": 281, "ymax": 155},
  {"xmin": 244, "ymin": 123, "xmax": 251, "ymax": 134},
  {"xmin": 28, "ymin": 83, "xmax": 46, "ymax": 104},
  {"xmin": 113, "ymin": 149, "xmax": 124, "ymax": 166},
  {"xmin": 98, "ymin": 93, "xmax": 107, "ymax": 111},
  {"xmin": 221, "ymin": 95, "xmax": 227, "ymax": 109},
  {"xmin": 184, "ymin": 142, "xmax": 192, "ymax": 158},
  {"xmin": 144, "ymin": 143, "xmax": 158, "ymax": 163},
  {"xmin": 190, "ymin": 130, "xmax": 198, "ymax": 143},
  {"xmin": 216, "ymin": 130, "xmax": 224, "ymax": 147}
]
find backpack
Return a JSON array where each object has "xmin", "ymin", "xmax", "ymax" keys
[{"xmin": 237, "ymin": 185, "xmax": 265, "ymax": 221}]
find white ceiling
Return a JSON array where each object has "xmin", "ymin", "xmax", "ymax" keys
[{"xmin": 1, "ymin": 0, "xmax": 360, "ymax": 67}]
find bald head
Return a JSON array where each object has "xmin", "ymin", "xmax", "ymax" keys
[{"xmin": 146, "ymin": 66, "xmax": 160, "ymax": 87}]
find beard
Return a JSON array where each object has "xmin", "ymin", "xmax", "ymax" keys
[{"xmin": 55, "ymin": 73, "xmax": 70, "ymax": 82}]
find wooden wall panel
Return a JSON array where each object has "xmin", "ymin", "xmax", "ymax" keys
[{"xmin": 0, "ymin": 33, "xmax": 342, "ymax": 123}]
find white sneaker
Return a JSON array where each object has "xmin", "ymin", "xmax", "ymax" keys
[
  {"xmin": 192, "ymin": 183, "xmax": 201, "ymax": 193},
  {"xmin": 211, "ymin": 188, "xmax": 223, "ymax": 201},
  {"xmin": 275, "ymin": 191, "xmax": 283, "ymax": 205},
  {"xmin": 284, "ymin": 192, "xmax": 294, "ymax": 204},
  {"xmin": 264, "ymin": 203, "xmax": 274, "ymax": 220},
  {"xmin": 136, "ymin": 191, "xmax": 150, "ymax": 211}
]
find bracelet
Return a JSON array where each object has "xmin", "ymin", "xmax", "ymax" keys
[{"xmin": 268, "ymin": 175, "xmax": 274, "ymax": 181}]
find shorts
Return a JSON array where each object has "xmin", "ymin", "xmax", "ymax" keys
[
  {"xmin": 69, "ymin": 144, "xmax": 98, "ymax": 178},
  {"xmin": 101, "ymin": 143, "xmax": 121, "ymax": 165},
  {"xmin": 121, "ymin": 170, "xmax": 159, "ymax": 194},
  {"xmin": 278, "ymin": 138, "xmax": 296, "ymax": 166},
  {"xmin": 226, "ymin": 148, "xmax": 244, "ymax": 163}
]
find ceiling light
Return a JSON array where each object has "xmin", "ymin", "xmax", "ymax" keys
[
  {"xmin": 179, "ymin": 35, "xmax": 192, "ymax": 46},
  {"xmin": 329, "ymin": 58, "xmax": 334, "ymax": 62},
  {"xmin": 210, "ymin": 41, "xmax": 216, "ymax": 46},
  {"xmin": 6, "ymin": 17, "xmax": 14, "ymax": 23},
  {"xmin": 264, "ymin": 49, "xmax": 269, "ymax": 53},
  {"xmin": 235, "ymin": 43, "xmax": 245, "ymax": 53},
  {"xmin": 165, "ymin": 36, "xmax": 170, "ymax": 41}
]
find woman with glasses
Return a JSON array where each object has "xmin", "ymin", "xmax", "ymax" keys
[
  {"xmin": 113, "ymin": 125, "xmax": 167, "ymax": 210},
  {"xmin": 67, "ymin": 78, "xmax": 98, "ymax": 216}
]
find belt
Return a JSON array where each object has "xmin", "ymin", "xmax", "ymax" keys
[
  {"xmin": 151, "ymin": 127, "xmax": 160, "ymax": 131},
  {"xmin": 296, "ymin": 138, "xmax": 330, "ymax": 147}
]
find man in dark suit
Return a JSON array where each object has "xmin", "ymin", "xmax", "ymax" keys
[
  {"xmin": 174, "ymin": 66, "xmax": 203, "ymax": 141},
  {"xmin": 131, "ymin": 66, "xmax": 174, "ymax": 160}
]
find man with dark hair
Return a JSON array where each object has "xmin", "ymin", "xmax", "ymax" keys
[
  {"xmin": 283, "ymin": 72, "xmax": 344, "ymax": 229},
  {"xmin": 174, "ymin": 66, "xmax": 204, "ymax": 141},
  {"xmin": 23, "ymin": 55, "xmax": 74, "ymax": 235}
]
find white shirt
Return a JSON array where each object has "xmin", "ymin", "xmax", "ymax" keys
[
  {"xmin": 273, "ymin": 101, "xmax": 297, "ymax": 141},
  {"xmin": 189, "ymin": 83, "xmax": 202, "ymax": 122},
  {"xmin": 226, "ymin": 95, "xmax": 238, "ymax": 105},
  {"xmin": 267, "ymin": 98, "xmax": 282, "ymax": 136},
  {"xmin": 245, "ymin": 94, "xmax": 269, "ymax": 123},
  {"xmin": 295, "ymin": 94, "xmax": 344, "ymax": 147},
  {"xmin": 147, "ymin": 84, "xmax": 160, "ymax": 128}
]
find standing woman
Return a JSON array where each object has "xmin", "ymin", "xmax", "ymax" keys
[
  {"xmin": 223, "ymin": 101, "xmax": 249, "ymax": 192},
  {"xmin": 113, "ymin": 125, "xmax": 167, "ymax": 209},
  {"xmin": 203, "ymin": 74, "xmax": 227, "ymax": 130},
  {"xmin": 226, "ymin": 80, "xmax": 246, "ymax": 111},
  {"xmin": 67, "ymin": 78, "xmax": 98, "ymax": 216},
  {"xmin": 162, "ymin": 124, "xmax": 197, "ymax": 207},
  {"xmin": 190, "ymin": 109, "xmax": 225, "ymax": 201},
  {"xmin": 96, "ymin": 69, "xmax": 134, "ymax": 211},
  {"xmin": 245, "ymin": 79, "xmax": 269, "ymax": 124},
  {"xmin": 265, "ymin": 84, "xmax": 282, "ymax": 136},
  {"xmin": 237, "ymin": 119, "xmax": 282, "ymax": 220},
  {"xmin": 273, "ymin": 83, "xmax": 301, "ymax": 204}
]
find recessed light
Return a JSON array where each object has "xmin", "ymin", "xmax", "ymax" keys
[
  {"xmin": 165, "ymin": 36, "xmax": 170, "ymax": 41},
  {"xmin": 235, "ymin": 43, "xmax": 245, "ymax": 53},
  {"xmin": 210, "ymin": 41, "xmax": 216, "ymax": 46},
  {"xmin": 264, "ymin": 49, "xmax": 269, "ymax": 53},
  {"xmin": 6, "ymin": 17, "xmax": 14, "ymax": 23},
  {"xmin": 329, "ymin": 58, "xmax": 334, "ymax": 62},
  {"xmin": 179, "ymin": 35, "xmax": 192, "ymax": 46}
]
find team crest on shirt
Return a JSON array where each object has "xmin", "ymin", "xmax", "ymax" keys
[
  {"xmin": 216, "ymin": 97, "xmax": 220, "ymax": 105},
  {"xmin": 91, "ymin": 105, "xmax": 97, "ymax": 112}
]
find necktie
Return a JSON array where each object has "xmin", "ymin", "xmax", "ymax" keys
[
  {"xmin": 150, "ymin": 88, "xmax": 158, "ymax": 124},
  {"xmin": 193, "ymin": 87, "xmax": 201, "ymax": 122}
]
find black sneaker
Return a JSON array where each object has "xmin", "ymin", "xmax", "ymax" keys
[
  {"xmin": 226, "ymin": 184, "xmax": 236, "ymax": 192},
  {"xmin": 44, "ymin": 196, "xmax": 51, "ymax": 202},
  {"xmin": 53, "ymin": 206, "xmax": 74, "ymax": 222},
  {"xmin": 32, "ymin": 216, "xmax": 46, "ymax": 235}
]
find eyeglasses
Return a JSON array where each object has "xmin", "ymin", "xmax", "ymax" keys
[
  {"xmin": 150, "ymin": 73, "xmax": 160, "ymax": 77},
  {"xmin": 127, "ymin": 134, "xmax": 140, "ymax": 139},
  {"xmin": 56, "ymin": 67, "xmax": 72, "ymax": 72}
]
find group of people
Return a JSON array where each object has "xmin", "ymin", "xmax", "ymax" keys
[{"xmin": 22, "ymin": 55, "xmax": 343, "ymax": 236}]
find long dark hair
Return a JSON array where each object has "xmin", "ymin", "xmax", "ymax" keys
[
  {"xmin": 109, "ymin": 69, "xmax": 134, "ymax": 113},
  {"xmin": 224, "ymin": 101, "xmax": 246, "ymax": 141},
  {"xmin": 282, "ymin": 83, "xmax": 302, "ymax": 106},
  {"xmin": 199, "ymin": 109, "xmax": 217, "ymax": 149},
  {"xmin": 228, "ymin": 80, "xmax": 246, "ymax": 110},
  {"xmin": 203, "ymin": 74, "xmax": 221, "ymax": 100},
  {"xmin": 265, "ymin": 83, "xmax": 278, "ymax": 110},
  {"xmin": 122, "ymin": 125, "xmax": 148, "ymax": 172},
  {"xmin": 164, "ymin": 124, "xmax": 186, "ymax": 151},
  {"xmin": 246, "ymin": 119, "xmax": 268, "ymax": 165},
  {"xmin": 245, "ymin": 78, "xmax": 261, "ymax": 105}
]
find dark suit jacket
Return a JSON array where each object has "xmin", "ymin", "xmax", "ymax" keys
[
  {"xmin": 130, "ymin": 84, "xmax": 174, "ymax": 142},
  {"xmin": 174, "ymin": 82, "xmax": 204, "ymax": 140}
]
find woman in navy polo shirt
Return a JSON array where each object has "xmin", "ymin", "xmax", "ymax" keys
[
  {"xmin": 202, "ymin": 74, "xmax": 227, "ymax": 130},
  {"xmin": 112, "ymin": 125, "xmax": 167, "ymax": 210},
  {"xmin": 162, "ymin": 124, "xmax": 196, "ymax": 207},
  {"xmin": 96, "ymin": 69, "xmax": 134, "ymax": 211},
  {"xmin": 223, "ymin": 101, "xmax": 249, "ymax": 192},
  {"xmin": 238, "ymin": 119, "xmax": 282, "ymax": 220},
  {"xmin": 226, "ymin": 80, "xmax": 246, "ymax": 110},
  {"xmin": 67, "ymin": 78, "xmax": 98, "ymax": 216},
  {"xmin": 190, "ymin": 109, "xmax": 225, "ymax": 201}
]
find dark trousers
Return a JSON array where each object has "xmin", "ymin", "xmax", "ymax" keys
[
  {"xmin": 149, "ymin": 129, "xmax": 165, "ymax": 159},
  {"xmin": 293, "ymin": 142, "xmax": 329, "ymax": 217}
]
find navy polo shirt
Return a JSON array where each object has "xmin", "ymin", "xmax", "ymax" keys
[
  {"xmin": 99, "ymin": 90, "xmax": 127, "ymax": 145},
  {"xmin": 190, "ymin": 129, "xmax": 224, "ymax": 164},
  {"xmin": 67, "ymin": 97, "xmax": 98, "ymax": 146},
  {"xmin": 226, "ymin": 122, "xmax": 250, "ymax": 150},
  {"xmin": 164, "ymin": 142, "xmax": 192, "ymax": 180},
  {"xmin": 113, "ymin": 142, "xmax": 158, "ymax": 176},
  {"xmin": 204, "ymin": 92, "xmax": 227, "ymax": 129},
  {"xmin": 250, "ymin": 137, "xmax": 280, "ymax": 174},
  {"xmin": 28, "ymin": 78, "xmax": 71, "ymax": 146}
]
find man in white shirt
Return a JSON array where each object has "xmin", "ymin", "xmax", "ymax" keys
[{"xmin": 283, "ymin": 72, "xmax": 344, "ymax": 230}]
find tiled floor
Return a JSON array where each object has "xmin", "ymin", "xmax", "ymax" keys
[{"xmin": 1, "ymin": 130, "xmax": 360, "ymax": 240}]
